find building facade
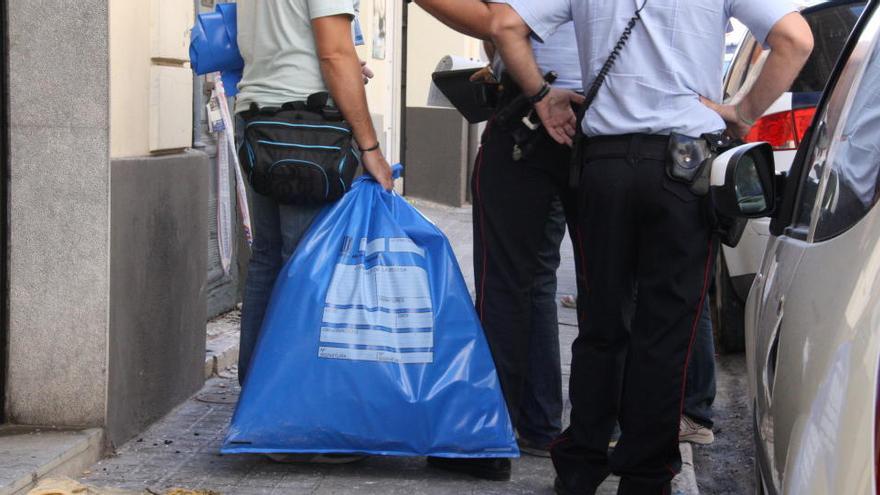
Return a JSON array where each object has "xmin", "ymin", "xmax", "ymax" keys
[{"xmin": 0, "ymin": 0, "xmax": 482, "ymax": 490}]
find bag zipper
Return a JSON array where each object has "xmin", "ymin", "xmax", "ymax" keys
[
  {"xmin": 258, "ymin": 139, "xmax": 341, "ymax": 152},
  {"xmin": 246, "ymin": 120, "xmax": 351, "ymax": 134}
]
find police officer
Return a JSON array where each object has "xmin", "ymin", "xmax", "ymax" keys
[
  {"xmin": 407, "ymin": 0, "xmax": 584, "ymax": 481},
  {"xmin": 488, "ymin": 1, "xmax": 813, "ymax": 493}
]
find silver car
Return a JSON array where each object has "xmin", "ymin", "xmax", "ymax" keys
[
  {"xmin": 742, "ymin": 1, "xmax": 880, "ymax": 493},
  {"xmin": 717, "ymin": 0, "xmax": 867, "ymax": 353}
]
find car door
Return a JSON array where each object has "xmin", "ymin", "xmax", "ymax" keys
[{"xmin": 748, "ymin": 5, "xmax": 880, "ymax": 494}]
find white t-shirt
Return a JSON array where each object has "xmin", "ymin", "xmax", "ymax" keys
[{"xmin": 235, "ymin": 0, "xmax": 358, "ymax": 113}]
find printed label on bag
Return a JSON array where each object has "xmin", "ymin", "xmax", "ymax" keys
[{"xmin": 319, "ymin": 237, "xmax": 434, "ymax": 364}]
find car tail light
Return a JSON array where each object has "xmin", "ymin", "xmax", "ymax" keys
[{"xmin": 745, "ymin": 107, "xmax": 817, "ymax": 151}]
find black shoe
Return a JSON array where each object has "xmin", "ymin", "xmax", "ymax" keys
[{"xmin": 426, "ymin": 456, "xmax": 512, "ymax": 481}]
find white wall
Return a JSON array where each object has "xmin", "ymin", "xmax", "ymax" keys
[
  {"xmin": 405, "ymin": 7, "xmax": 483, "ymax": 108},
  {"xmin": 110, "ymin": 0, "xmax": 193, "ymax": 158},
  {"xmin": 356, "ymin": 0, "xmax": 403, "ymax": 163}
]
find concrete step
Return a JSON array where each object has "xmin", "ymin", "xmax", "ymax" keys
[
  {"xmin": 204, "ymin": 310, "xmax": 240, "ymax": 379},
  {"xmin": 0, "ymin": 426, "xmax": 103, "ymax": 495}
]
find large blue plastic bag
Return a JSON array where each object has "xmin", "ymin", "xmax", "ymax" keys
[
  {"xmin": 223, "ymin": 167, "xmax": 518, "ymax": 458},
  {"xmin": 189, "ymin": 3, "xmax": 243, "ymax": 95}
]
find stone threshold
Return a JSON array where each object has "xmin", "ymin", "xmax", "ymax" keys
[{"xmin": 0, "ymin": 426, "xmax": 103, "ymax": 495}]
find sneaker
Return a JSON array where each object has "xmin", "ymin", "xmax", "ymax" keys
[
  {"xmin": 679, "ymin": 416, "xmax": 715, "ymax": 445},
  {"xmin": 266, "ymin": 453, "xmax": 367, "ymax": 464},
  {"xmin": 426, "ymin": 457, "xmax": 512, "ymax": 481},
  {"xmin": 517, "ymin": 437, "xmax": 552, "ymax": 458}
]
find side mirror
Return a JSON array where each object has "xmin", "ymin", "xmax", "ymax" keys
[{"xmin": 710, "ymin": 142, "xmax": 776, "ymax": 218}]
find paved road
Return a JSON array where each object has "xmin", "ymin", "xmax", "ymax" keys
[
  {"xmin": 80, "ymin": 200, "xmax": 715, "ymax": 494},
  {"xmin": 692, "ymin": 354, "xmax": 755, "ymax": 494}
]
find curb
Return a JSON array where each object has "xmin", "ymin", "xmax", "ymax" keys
[
  {"xmin": 0, "ymin": 427, "xmax": 103, "ymax": 495},
  {"xmin": 205, "ymin": 331, "xmax": 239, "ymax": 379},
  {"xmin": 205, "ymin": 311, "xmax": 241, "ymax": 379}
]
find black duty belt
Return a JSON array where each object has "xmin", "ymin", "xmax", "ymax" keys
[{"xmin": 582, "ymin": 133, "xmax": 670, "ymax": 162}]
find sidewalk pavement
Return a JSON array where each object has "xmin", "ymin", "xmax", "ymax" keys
[{"xmin": 79, "ymin": 200, "xmax": 698, "ymax": 495}]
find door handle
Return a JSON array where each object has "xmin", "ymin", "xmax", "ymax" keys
[{"xmin": 766, "ymin": 315, "xmax": 782, "ymax": 399}]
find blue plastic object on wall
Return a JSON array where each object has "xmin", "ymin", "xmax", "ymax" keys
[
  {"xmin": 190, "ymin": 3, "xmax": 243, "ymax": 95},
  {"xmin": 223, "ymin": 165, "xmax": 518, "ymax": 458}
]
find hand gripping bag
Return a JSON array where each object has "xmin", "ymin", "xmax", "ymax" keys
[{"xmin": 223, "ymin": 166, "xmax": 518, "ymax": 458}]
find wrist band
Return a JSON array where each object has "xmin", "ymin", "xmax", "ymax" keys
[
  {"xmin": 359, "ymin": 142, "xmax": 380, "ymax": 153},
  {"xmin": 528, "ymin": 82, "xmax": 551, "ymax": 104},
  {"xmin": 735, "ymin": 103, "xmax": 756, "ymax": 127}
]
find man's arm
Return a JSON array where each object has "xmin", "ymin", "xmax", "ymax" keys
[
  {"xmin": 489, "ymin": 3, "xmax": 583, "ymax": 145},
  {"xmin": 703, "ymin": 13, "xmax": 814, "ymax": 138},
  {"xmin": 312, "ymin": 14, "xmax": 393, "ymax": 190},
  {"xmin": 412, "ymin": 0, "xmax": 493, "ymax": 40}
]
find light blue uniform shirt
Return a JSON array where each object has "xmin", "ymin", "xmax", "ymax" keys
[
  {"xmin": 503, "ymin": 0, "xmax": 795, "ymax": 137},
  {"xmin": 492, "ymin": 22, "xmax": 583, "ymax": 91}
]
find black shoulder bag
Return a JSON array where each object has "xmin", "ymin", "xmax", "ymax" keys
[{"xmin": 239, "ymin": 92, "xmax": 359, "ymax": 205}]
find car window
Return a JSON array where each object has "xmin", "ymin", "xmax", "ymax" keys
[
  {"xmin": 791, "ymin": 4, "xmax": 866, "ymax": 93},
  {"xmin": 723, "ymin": 3, "xmax": 866, "ymax": 101},
  {"xmin": 724, "ymin": 36, "xmax": 759, "ymax": 100},
  {"xmin": 813, "ymin": 20, "xmax": 880, "ymax": 241},
  {"xmin": 792, "ymin": 8, "xmax": 880, "ymax": 241}
]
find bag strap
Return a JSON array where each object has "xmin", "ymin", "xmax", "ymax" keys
[{"xmin": 569, "ymin": 0, "xmax": 649, "ymax": 188}]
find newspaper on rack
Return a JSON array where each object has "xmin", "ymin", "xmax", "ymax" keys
[{"xmin": 208, "ymin": 77, "xmax": 253, "ymax": 275}]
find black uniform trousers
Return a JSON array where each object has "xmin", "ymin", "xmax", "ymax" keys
[
  {"xmin": 551, "ymin": 134, "xmax": 715, "ymax": 495},
  {"xmin": 472, "ymin": 121, "xmax": 582, "ymax": 430}
]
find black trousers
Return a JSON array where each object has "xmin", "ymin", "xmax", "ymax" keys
[
  {"xmin": 472, "ymin": 122, "xmax": 581, "ymax": 430},
  {"xmin": 552, "ymin": 135, "xmax": 715, "ymax": 495}
]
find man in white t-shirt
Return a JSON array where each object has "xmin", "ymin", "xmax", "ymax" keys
[{"xmin": 235, "ymin": 1, "xmax": 391, "ymax": 465}]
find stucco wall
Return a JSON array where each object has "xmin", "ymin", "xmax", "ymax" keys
[
  {"xmin": 5, "ymin": 0, "xmax": 111, "ymax": 426},
  {"xmin": 403, "ymin": 5, "xmax": 483, "ymax": 205},
  {"xmin": 6, "ymin": 1, "xmax": 210, "ymax": 440},
  {"xmin": 106, "ymin": 152, "xmax": 208, "ymax": 447}
]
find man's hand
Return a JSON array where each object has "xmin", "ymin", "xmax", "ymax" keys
[
  {"xmin": 469, "ymin": 66, "xmax": 497, "ymax": 83},
  {"xmin": 700, "ymin": 96, "xmax": 753, "ymax": 139},
  {"xmin": 704, "ymin": 12, "xmax": 813, "ymax": 140},
  {"xmin": 489, "ymin": 2, "xmax": 575, "ymax": 142},
  {"xmin": 361, "ymin": 60, "xmax": 374, "ymax": 85},
  {"xmin": 534, "ymin": 88, "xmax": 586, "ymax": 146},
  {"xmin": 361, "ymin": 149, "xmax": 394, "ymax": 191}
]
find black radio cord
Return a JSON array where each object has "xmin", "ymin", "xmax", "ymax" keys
[
  {"xmin": 581, "ymin": 0, "xmax": 649, "ymax": 111},
  {"xmin": 569, "ymin": 0, "xmax": 649, "ymax": 188}
]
